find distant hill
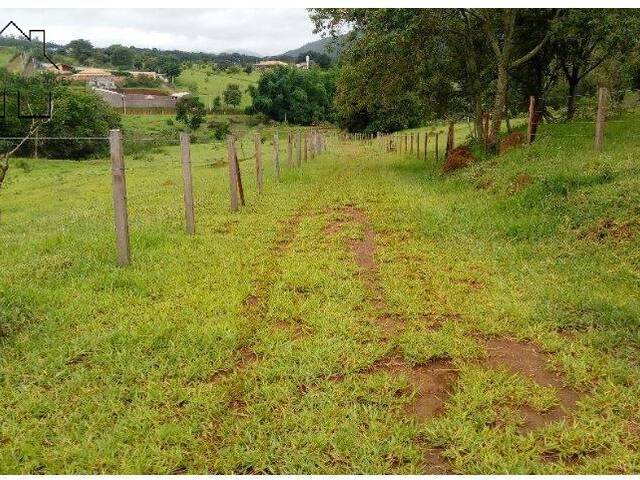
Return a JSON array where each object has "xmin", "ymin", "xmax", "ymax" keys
[
  {"xmin": 277, "ymin": 36, "xmax": 346, "ymax": 60},
  {"xmin": 221, "ymin": 49, "xmax": 262, "ymax": 58}
]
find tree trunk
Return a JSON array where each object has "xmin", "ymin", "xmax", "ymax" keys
[
  {"xmin": 489, "ymin": 62, "xmax": 509, "ymax": 152},
  {"xmin": 0, "ymin": 160, "xmax": 8, "ymax": 191},
  {"xmin": 566, "ymin": 71, "xmax": 579, "ymax": 120},
  {"xmin": 474, "ymin": 98, "xmax": 484, "ymax": 141}
]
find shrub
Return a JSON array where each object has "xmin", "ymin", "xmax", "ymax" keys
[
  {"xmin": 207, "ymin": 120, "xmax": 231, "ymax": 140},
  {"xmin": 175, "ymin": 96, "xmax": 206, "ymax": 131},
  {"xmin": 247, "ymin": 66, "xmax": 336, "ymax": 125}
]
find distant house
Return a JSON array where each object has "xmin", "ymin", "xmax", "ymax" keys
[
  {"xmin": 296, "ymin": 55, "xmax": 310, "ymax": 70},
  {"xmin": 93, "ymin": 87, "xmax": 188, "ymax": 112},
  {"xmin": 128, "ymin": 71, "xmax": 168, "ymax": 82},
  {"xmin": 70, "ymin": 68, "xmax": 118, "ymax": 90},
  {"xmin": 254, "ymin": 60, "xmax": 288, "ymax": 70},
  {"xmin": 171, "ymin": 92, "xmax": 191, "ymax": 100}
]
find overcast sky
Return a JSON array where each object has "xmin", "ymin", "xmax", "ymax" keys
[{"xmin": 1, "ymin": 9, "xmax": 322, "ymax": 56}]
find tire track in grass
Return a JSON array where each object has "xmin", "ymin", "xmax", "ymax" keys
[
  {"xmin": 480, "ymin": 337, "xmax": 583, "ymax": 433},
  {"xmin": 325, "ymin": 203, "xmax": 457, "ymax": 473}
]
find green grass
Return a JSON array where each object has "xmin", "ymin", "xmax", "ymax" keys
[
  {"xmin": 1, "ymin": 115, "xmax": 639, "ymax": 473},
  {"xmin": 175, "ymin": 65, "xmax": 260, "ymax": 109},
  {"xmin": 0, "ymin": 46, "xmax": 18, "ymax": 69}
]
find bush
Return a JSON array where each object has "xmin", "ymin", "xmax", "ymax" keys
[
  {"xmin": 247, "ymin": 66, "xmax": 336, "ymax": 125},
  {"xmin": 207, "ymin": 120, "xmax": 231, "ymax": 140},
  {"xmin": 175, "ymin": 96, "xmax": 206, "ymax": 131}
]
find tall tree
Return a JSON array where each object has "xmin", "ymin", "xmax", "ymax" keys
[
  {"xmin": 66, "ymin": 39, "xmax": 94, "ymax": 64},
  {"xmin": 475, "ymin": 9, "xmax": 559, "ymax": 150},
  {"xmin": 551, "ymin": 9, "xmax": 640, "ymax": 119}
]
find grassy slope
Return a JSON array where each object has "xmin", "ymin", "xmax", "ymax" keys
[
  {"xmin": 0, "ymin": 117, "xmax": 639, "ymax": 473},
  {"xmin": 175, "ymin": 65, "xmax": 260, "ymax": 109},
  {"xmin": 0, "ymin": 46, "xmax": 17, "ymax": 68}
]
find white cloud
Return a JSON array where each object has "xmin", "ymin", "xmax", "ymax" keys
[{"xmin": 0, "ymin": 9, "xmax": 321, "ymax": 56}]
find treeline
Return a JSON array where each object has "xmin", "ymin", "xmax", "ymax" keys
[
  {"xmin": 308, "ymin": 9, "xmax": 640, "ymax": 150},
  {"xmin": 0, "ymin": 35, "xmax": 260, "ymax": 79}
]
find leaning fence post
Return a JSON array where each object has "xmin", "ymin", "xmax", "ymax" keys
[
  {"xmin": 228, "ymin": 135, "xmax": 239, "ymax": 212},
  {"xmin": 180, "ymin": 133, "xmax": 195, "ymax": 235},
  {"xmin": 272, "ymin": 131, "xmax": 281, "ymax": 182},
  {"xmin": 110, "ymin": 129, "xmax": 130, "ymax": 266},
  {"xmin": 255, "ymin": 132, "xmax": 263, "ymax": 194},
  {"xmin": 595, "ymin": 87, "xmax": 608, "ymax": 153},
  {"xmin": 527, "ymin": 96, "xmax": 536, "ymax": 144}
]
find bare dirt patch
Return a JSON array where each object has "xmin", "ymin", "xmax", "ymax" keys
[
  {"xmin": 443, "ymin": 146, "xmax": 476, "ymax": 173},
  {"xmin": 422, "ymin": 446, "xmax": 453, "ymax": 474},
  {"xmin": 578, "ymin": 218, "xmax": 636, "ymax": 242},
  {"xmin": 482, "ymin": 337, "xmax": 582, "ymax": 432},
  {"xmin": 325, "ymin": 204, "xmax": 402, "ymax": 336},
  {"xmin": 369, "ymin": 354, "xmax": 458, "ymax": 473},
  {"xmin": 500, "ymin": 131, "xmax": 525, "ymax": 154},
  {"xmin": 369, "ymin": 355, "xmax": 458, "ymax": 422}
]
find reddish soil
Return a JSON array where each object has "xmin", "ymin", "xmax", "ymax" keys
[
  {"xmin": 482, "ymin": 337, "xmax": 582, "ymax": 432},
  {"xmin": 371, "ymin": 355, "xmax": 458, "ymax": 421},
  {"xmin": 500, "ymin": 131, "xmax": 525, "ymax": 153},
  {"xmin": 579, "ymin": 218, "xmax": 636, "ymax": 242},
  {"xmin": 325, "ymin": 204, "xmax": 402, "ymax": 336},
  {"xmin": 443, "ymin": 146, "xmax": 476, "ymax": 173},
  {"xmin": 422, "ymin": 447, "xmax": 453, "ymax": 474}
]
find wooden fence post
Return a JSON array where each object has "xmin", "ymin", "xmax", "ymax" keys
[
  {"xmin": 435, "ymin": 132, "xmax": 440, "ymax": 161},
  {"xmin": 410, "ymin": 133, "xmax": 414, "ymax": 154},
  {"xmin": 527, "ymin": 96, "xmax": 536, "ymax": 144},
  {"xmin": 304, "ymin": 134, "xmax": 308, "ymax": 162},
  {"xmin": 180, "ymin": 133, "xmax": 195, "ymax": 235},
  {"xmin": 255, "ymin": 132, "xmax": 263, "ymax": 194},
  {"xmin": 404, "ymin": 134, "xmax": 408, "ymax": 153},
  {"xmin": 287, "ymin": 130, "xmax": 293, "ymax": 166},
  {"xmin": 110, "ymin": 129, "xmax": 130, "ymax": 266},
  {"xmin": 234, "ymin": 144, "xmax": 245, "ymax": 206},
  {"xmin": 228, "ymin": 135, "xmax": 239, "ymax": 212},
  {"xmin": 446, "ymin": 121, "xmax": 455, "ymax": 158},
  {"xmin": 416, "ymin": 132, "xmax": 420, "ymax": 159},
  {"xmin": 296, "ymin": 131, "xmax": 302, "ymax": 166},
  {"xmin": 595, "ymin": 87, "xmax": 608, "ymax": 153},
  {"xmin": 272, "ymin": 131, "xmax": 281, "ymax": 182},
  {"xmin": 424, "ymin": 132, "xmax": 428, "ymax": 161}
]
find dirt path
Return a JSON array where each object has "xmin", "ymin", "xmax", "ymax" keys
[{"xmin": 325, "ymin": 202, "xmax": 458, "ymax": 473}]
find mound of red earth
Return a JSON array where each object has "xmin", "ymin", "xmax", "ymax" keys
[
  {"xmin": 500, "ymin": 131, "xmax": 525, "ymax": 153},
  {"xmin": 443, "ymin": 146, "xmax": 476, "ymax": 172}
]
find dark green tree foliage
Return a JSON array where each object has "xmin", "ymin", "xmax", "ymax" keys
[
  {"xmin": 106, "ymin": 45, "xmax": 134, "ymax": 69},
  {"xmin": 247, "ymin": 66, "xmax": 336, "ymax": 125},
  {"xmin": 66, "ymin": 39, "xmax": 94, "ymax": 64},
  {"xmin": 223, "ymin": 84, "xmax": 242, "ymax": 108},
  {"xmin": 0, "ymin": 71, "xmax": 120, "ymax": 159},
  {"xmin": 175, "ymin": 97, "xmax": 206, "ymax": 131},
  {"xmin": 156, "ymin": 55, "xmax": 182, "ymax": 79}
]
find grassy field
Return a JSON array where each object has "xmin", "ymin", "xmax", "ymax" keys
[
  {"xmin": 1, "ymin": 116, "xmax": 639, "ymax": 473},
  {"xmin": 175, "ymin": 65, "xmax": 260, "ymax": 109},
  {"xmin": 0, "ymin": 46, "xmax": 18, "ymax": 68}
]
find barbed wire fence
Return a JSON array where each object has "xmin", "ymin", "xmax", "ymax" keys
[{"xmin": 1, "ymin": 127, "xmax": 332, "ymax": 267}]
